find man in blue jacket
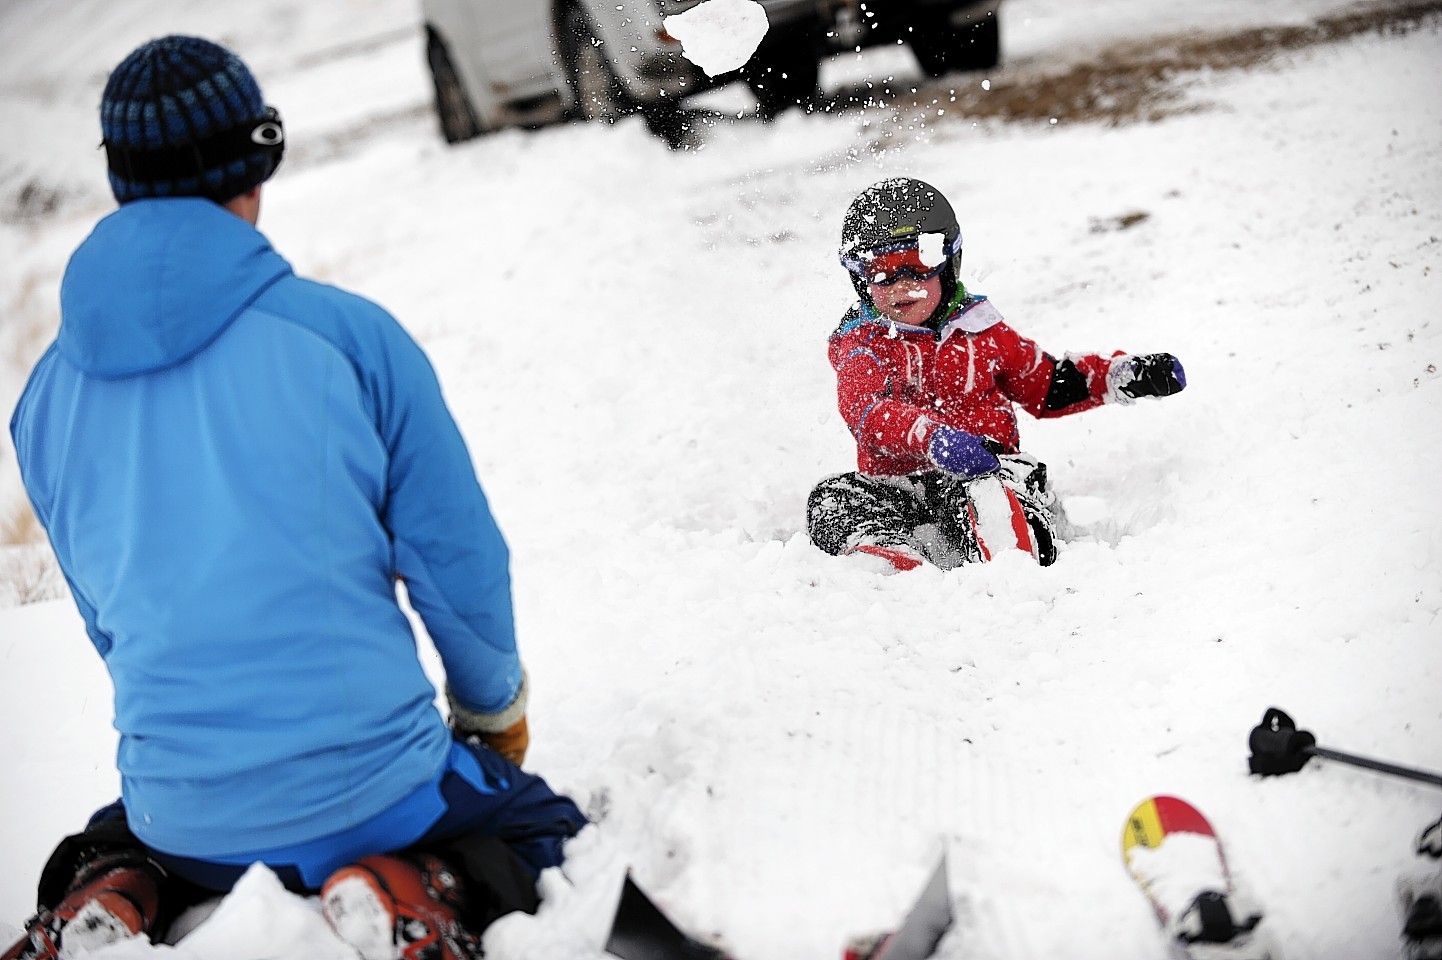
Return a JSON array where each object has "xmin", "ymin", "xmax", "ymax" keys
[{"xmin": 6, "ymin": 35, "xmax": 584, "ymax": 960}]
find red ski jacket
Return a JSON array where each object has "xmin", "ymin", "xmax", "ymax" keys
[{"xmin": 828, "ymin": 294, "xmax": 1122, "ymax": 475}]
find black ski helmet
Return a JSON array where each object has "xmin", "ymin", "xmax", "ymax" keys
[{"xmin": 839, "ymin": 178, "xmax": 963, "ymax": 329}]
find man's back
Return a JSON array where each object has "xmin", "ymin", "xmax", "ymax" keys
[{"xmin": 11, "ymin": 197, "xmax": 485, "ymax": 857}]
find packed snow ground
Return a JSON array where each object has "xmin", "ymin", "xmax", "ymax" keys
[{"xmin": 2, "ymin": 1, "xmax": 1440, "ymax": 958}]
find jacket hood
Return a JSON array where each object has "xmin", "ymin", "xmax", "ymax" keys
[{"xmin": 58, "ymin": 198, "xmax": 292, "ymax": 378}]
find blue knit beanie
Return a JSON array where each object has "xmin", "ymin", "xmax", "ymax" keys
[{"xmin": 101, "ymin": 35, "xmax": 285, "ymax": 204}]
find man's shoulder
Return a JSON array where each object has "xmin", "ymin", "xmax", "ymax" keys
[
  {"xmin": 263, "ymin": 274, "xmax": 393, "ymax": 320},
  {"xmin": 253, "ymin": 274, "xmax": 408, "ymax": 349}
]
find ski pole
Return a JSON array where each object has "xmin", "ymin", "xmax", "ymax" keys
[{"xmin": 1247, "ymin": 707, "xmax": 1442, "ymax": 788}]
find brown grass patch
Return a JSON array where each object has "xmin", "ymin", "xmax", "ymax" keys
[
  {"xmin": 0, "ymin": 502, "xmax": 62, "ymax": 606},
  {"xmin": 898, "ymin": 0, "xmax": 1442, "ymax": 127},
  {"xmin": 0, "ymin": 502, "xmax": 43, "ymax": 547}
]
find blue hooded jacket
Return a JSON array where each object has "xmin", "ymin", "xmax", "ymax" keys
[{"xmin": 10, "ymin": 198, "xmax": 523, "ymax": 861}]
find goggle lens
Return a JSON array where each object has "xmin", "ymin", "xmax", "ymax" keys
[{"xmin": 842, "ymin": 237, "xmax": 958, "ymax": 286}]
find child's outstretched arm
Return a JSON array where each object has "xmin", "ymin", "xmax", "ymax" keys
[{"xmin": 992, "ymin": 325, "xmax": 1184, "ymax": 419}]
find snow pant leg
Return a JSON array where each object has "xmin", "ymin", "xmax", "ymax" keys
[
  {"xmin": 409, "ymin": 830, "xmax": 542, "ymax": 932},
  {"xmin": 995, "ymin": 452, "xmax": 1053, "ymax": 508},
  {"xmin": 996, "ymin": 453, "xmax": 1058, "ymax": 566},
  {"xmin": 26, "ymin": 800, "xmax": 213, "ymax": 940},
  {"xmin": 930, "ymin": 456, "xmax": 1059, "ymax": 566},
  {"xmin": 806, "ymin": 472, "xmax": 932, "ymax": 556},
  {"xmin": 399, "ymin": 740, "xmax": 586, "ymax": 930},
  {"xmin": 417, "ymin": 739, "xmax": 587, "ymax": 882}
]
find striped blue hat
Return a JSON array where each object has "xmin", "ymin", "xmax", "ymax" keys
[{"xmin": 101, "ymin": 35, "xmax": 285, "ymax": 204}]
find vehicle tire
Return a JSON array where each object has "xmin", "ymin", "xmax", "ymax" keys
[
  {"xmin": 427, "ymin": 30, "xmax": 481, "ymax": 143},
  {"xmin": 742, "ymin": 36, "xmax": 821, "ymax": 120},
  {"xmin": 559, "ymin": 3, "xmax": 633, "ymax": 122},
  {"xmin": 641, "ymin": 101, "xmax": 691, "ymax": 150},
  {"xmin": 910, "ymin": 11, "xmax": 1001, "ymax": 77}
]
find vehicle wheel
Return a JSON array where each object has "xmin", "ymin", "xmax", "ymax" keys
[
  {"xmin": 427, "ymin": 31, "xmax": 481, "ymax": 143},
  {"xmin": 641, "ymin": 102, "xmax": 691, "ymax": 150},
  {"xmin": 742, "ymin": 37, "xmax": 821, "ymax": 120},
  {"xmin": 560, "ymin": 3, "xmax": 633, "ymax": 122},
  {"xmin": 910, "ymin": 12, "xmax": 1001, "ymax": 77}
]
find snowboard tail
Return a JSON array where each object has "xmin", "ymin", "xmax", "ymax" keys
[
  {"xmin": 604, "ymin": 873, "xmax": 731, "ymax": 960},
  {"xmin": 603, "ymin": 854, "xmax": 953, "ymax": 960},
  {"xmin": 843, "ymin": 854, "xmax": 953, "ymax": 960}
]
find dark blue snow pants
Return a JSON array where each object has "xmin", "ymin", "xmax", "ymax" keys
[{"xmin": 75, "ymin": 737, "xmax": 585, "ymax": 895}]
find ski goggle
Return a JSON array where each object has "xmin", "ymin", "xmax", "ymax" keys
[{"xmin": 840, "ymin": 235, "xmax": 960, "ymax": 286}]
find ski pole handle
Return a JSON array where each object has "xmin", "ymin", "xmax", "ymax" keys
[
  {"xmin": 1248, "ymin": 707, "xmax": 1442, "ymax": 787},
  {"xmin": 1248, "ymin": 707, "xmax": 1317, "ymax": 775}
]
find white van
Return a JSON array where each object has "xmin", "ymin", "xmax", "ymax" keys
[{"xmin": 420, "ymin": 0, "xmax": 1003, "ymax": 144}]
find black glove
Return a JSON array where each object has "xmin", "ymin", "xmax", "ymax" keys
[{"xmin": 1108, "ymin": 353, "xmax": 1186, "ymax": 403}]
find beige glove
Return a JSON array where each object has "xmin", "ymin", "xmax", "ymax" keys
[
  {"xmin": 478, "ymin": 715, "xmax": 529, "ymax": 766},
  {"xmin": 447, "ymin": 669, "xmax": 530, "ymax": 766}
]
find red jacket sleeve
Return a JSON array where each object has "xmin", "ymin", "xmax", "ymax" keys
[{"xmin": 991, "ymin": 324, "xmax": 1121, "ymax": 420}]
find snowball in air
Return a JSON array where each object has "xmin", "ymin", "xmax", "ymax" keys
[{"xmin": 663, "ymin": 0, "xmax": 770, "ymax": 77}]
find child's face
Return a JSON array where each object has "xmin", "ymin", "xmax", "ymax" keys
[{"xmin": 868, "ymin": 275, "xmax": 943, "ymax": 327}]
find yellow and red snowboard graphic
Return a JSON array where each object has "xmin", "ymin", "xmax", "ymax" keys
[
  {"xmin": 1122, "ymin": 795, "xmax": 1278, "ymax": 960},
  {"xmin": 1124, "ymin": 795, "xmax": 1217, "ymax": 849}
]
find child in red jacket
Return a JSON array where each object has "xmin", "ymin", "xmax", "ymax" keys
[{"xmin": 807, "ymin": 178, "xmax": 1186, "ymax": 571}]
